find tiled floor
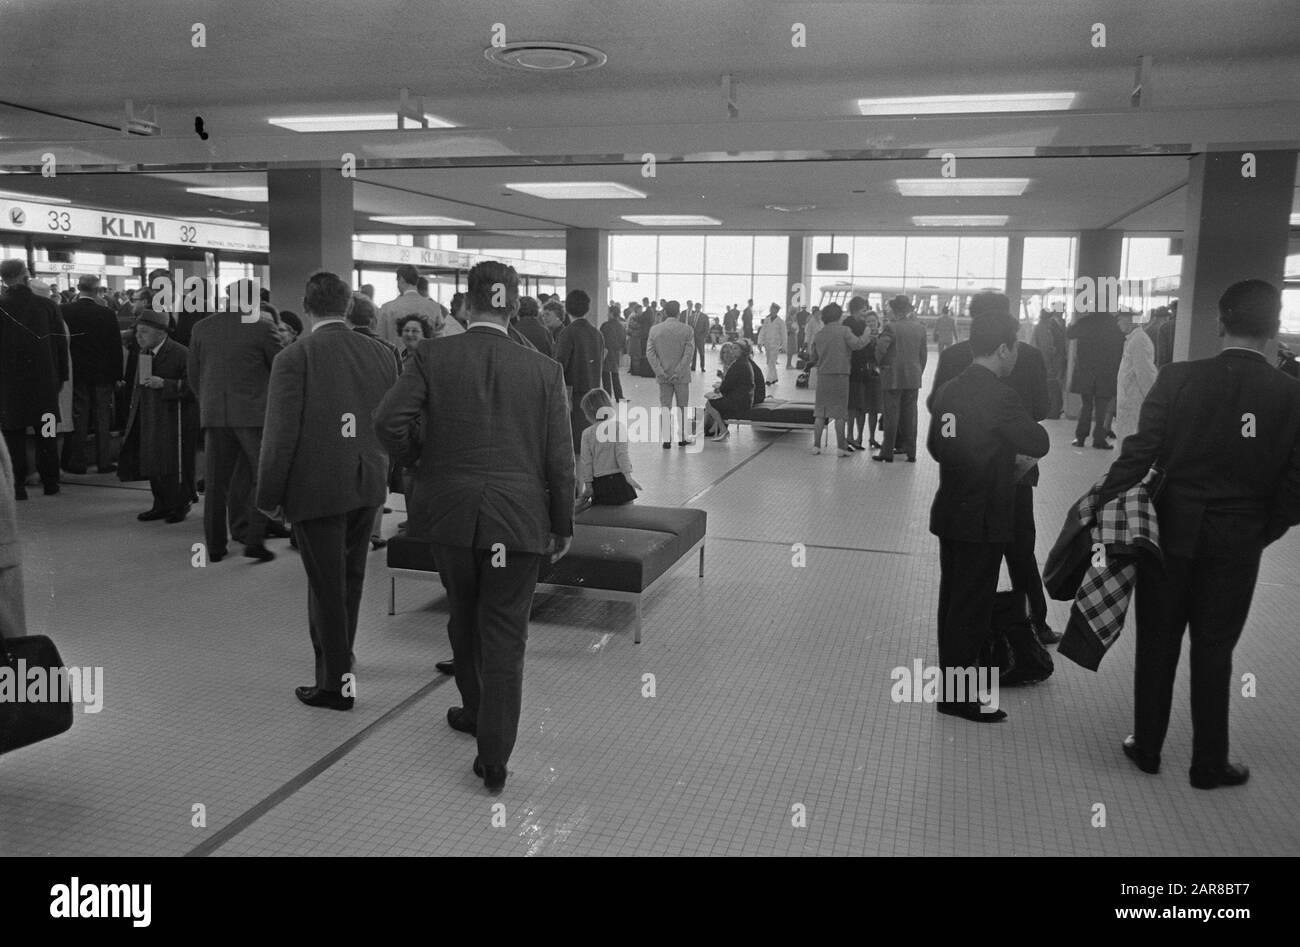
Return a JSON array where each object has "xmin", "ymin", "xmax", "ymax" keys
[{"xmin": 3, "ymin": 346, "xmax": 1298, "ymax": 856}]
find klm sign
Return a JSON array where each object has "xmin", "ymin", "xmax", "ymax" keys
[{"xmin": 101, "ymin": 216, "xmax": 156, "ymax": 240}]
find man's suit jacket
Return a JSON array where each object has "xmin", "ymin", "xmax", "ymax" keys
[
  {"xmin": 173, "ymin": 309, "xmax": 210, "ymax": 348},
  {"xmin": 351, "ymin": 323, "xmax": 403, "ymax": 375},
  {"xmin": 928, "ymin": 363, "xmax": 1050, "ymax": 544},
  {"xmin": 61, "ymin": 297, "xmax": 123, "ymax": 387},
  {"xmin": 1099, "ymin": 349, "xmax": 1300, "ymax": 557},
  {"xmin": 876, "ymin": 317, "xmax": 928, "ymax": 390},
  {"xmin": 646, "ymin": 318, "xmax": 695, "ymax": 382},
  {"xmin": 257, "ymin": 322, "xmax": 398, "ymax": 523},
  {"xmin": 928, "ymin": 340, "xmax": 1049, "ymax": 486},
  {"xmin": 1067, "ymin": 312, "xmax": 1124, "ymax": 397},
  {"xmin": 555, "ymin": 317, "xmax": 605, "ymax": 394},
  {"xmin": 600, "ymin": 317, "xmax": 627, "ymax": 372},
  {"xmin": 515, "ymin": 316, "xmax": 554, "ymax": 358},
  {"xmin": 187, "ymin": 311, "xmax": 282, "ymax": 429},
  {"xmin": 372, "ymin": 325, "xmax": 575, "ymax": 554},
  {"xmin": 0, "ymin": 284, "xmax": 62, "ymax": 428}
]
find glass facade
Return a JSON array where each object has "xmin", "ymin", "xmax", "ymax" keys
[{"xmin": 608, "ymin": 234, "xmax": 788, "ymax": 314}]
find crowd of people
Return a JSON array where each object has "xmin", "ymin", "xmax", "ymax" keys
[{"xmin": 4, "ymin": 252, "xmax": 1299, "ymax": 796}]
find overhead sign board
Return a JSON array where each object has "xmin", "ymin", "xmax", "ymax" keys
[{"xmin": 1, "ymin": 198, "xmax": 269, "ymax": 254}]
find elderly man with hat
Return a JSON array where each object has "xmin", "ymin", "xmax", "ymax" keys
[{"xmin": 117, "ymin": 291, "xmax": 199, "ymax": 522}]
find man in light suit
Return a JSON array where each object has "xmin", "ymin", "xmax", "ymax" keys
[
  {"xmin": 646, "ymin": 300, "xmax": 696, "ymax": 449},
  {"xmin": 257, "ymin": 272, "xmax": 398, "ymax": 711},
  {"xmin": 928, "ymin": 306, "xmax": 1050, "ymax": 722},
  {"xmin": 374, "ymin": 261, "xmax": 574, "ymax": 793},
  {"xmin": 188, "ymin": 285, "xmax": 283, "ymax": 562},
  {"xmin": 875, "ymin": 295, "xmax": 928, "ymax": 463},
  {"xmin": 1101, "ymin": 280, "xmax": 1300, "ymax": 789}
]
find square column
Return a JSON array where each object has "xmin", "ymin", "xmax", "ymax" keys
[
  {"xmin": 1005, "ymin": 235, "xmax": 1025, "ymax": 334},
  {"xmin": 565, "ymin": 228, "xmax": 608, "ymax": 324},
  {"xmin": 1066, "ymin": 230, "xmax": 1124, "ymax": 419},
  {"xmin": 787, "ymin": 235, "xmax": 808, "ymax": 312},
  {"xmin": 1176, "ymin": 150, "xmax": 1297, "ymax": 362},
  {"xmin": 268, "ymin": 168, "xmax": 354, "ymax": 311}
]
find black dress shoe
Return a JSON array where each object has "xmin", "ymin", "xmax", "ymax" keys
[
  {"xmin": 872, "ymin": 454, "xmax": 893, "ymax": 463},
  {"xmin": 677, "ymin": 440, "xmax": 691, "ymax": 447},
  {"xmin": 244, "ymin": 544, "xmax": 275, "ymax": 562},
  {"xmin": 294, "ymin": 686, "xmax": 354, "ymax": 710},
  {"xmin": 1071, "ymin": 438, "xmax": 1086, "ymax": 447},
  {"xmin": 209, "ymin": 551, "xmax": 226, "ymax": 563},
  {"xmin": 1189, "ymin": 761, "xmax": 1250, "ymax": 790},
  {"xmin": 263, "ymin": 522, "xmax": 291, "ymax": 539},
  {"xmin": 447, "ymin": 706, "xmax": 477, "ymax": 735},
  {"xmin": 1122, "ymin": 735, "xmax": 1160, "ymax": 774},
  {"xmin": 435, "ymin": 660, "xmax": 454, "ymax": 675},
  {"xmin": 164, "ymin": 504, "xmax": 191, "ymax": 524},
  {"xmin": 43, "ymin": 482, "xmax": 60, "ymax": 495},
  {"xmin": 907, "ymin": 456, "xmax": 917, "ymax": 463},
  {"xmin": 1032, "ymin": 621, "xmax": 1063, "ymax": 645},
  {"xmin": 937, "ymin": 702, "xmax": 1007, "ymax": 723},
  {"xmin": 662, "ymin": 442, "xmax": 672, "ymax": 449},
  {"xmin": 1092, "ymin": 441, "xmax": 1113, "ymax": 450},
  {"xmin": 370, "ymin": 537, "xmax": 388, "ymax": 550},
  {"xmin": 137, "ymin": 508, "xmax": 167, "ymax": 521},
  {"xmin": 473, "ymin": 756, "xmax": 507, "ymax": 793}
]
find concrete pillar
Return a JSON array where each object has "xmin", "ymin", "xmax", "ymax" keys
[
  {"xmin": 1066, "ymin": 230, "xmax": 1124, "ymax": 419},
  {"xmin": 787, "ymin": 235, "xmax": 808, "ymax": 312},
  {"xmin": 1176, "ymin": 150, "xmax": 1297, "ymax": 362},
  {"xmin": 565, "ymin": 228, "xmax": 608, "ymax": 325},
  {"xmin": 105, "ymin": 254, "xmax": 129, "ymax": 292},
  {"xmin": 1003, "ymin": 234, "xmax": 1024, "ymax": 333},
  {"xmin": 267, "ymin": 168, "xmax": 353, "ymax": 313}
]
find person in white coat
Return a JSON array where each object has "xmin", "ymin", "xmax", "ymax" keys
[
  {"xmin": 1112, "ymin": 310, "xmax": 1158, "ymax": 445},
  {"xmin": 756, "ymin": 305, "xmax": 786, "ymax": 383}
]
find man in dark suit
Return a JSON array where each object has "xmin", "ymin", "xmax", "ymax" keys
[
  {"xmin": 257, "ymin": 272, "xmax": 398, "ymax": 711},
  {"xmin": 0, "ymin": 260, "xmax": 65, "ymax": 498},
  {"xmin": 1067, "ymin": 309, "xmax": 1124, "ymax": 448},
  {"xmin": 374, "ymin": 261, "xmax": 574, "ymax": 793},
  {"xmin": 1101, "ymin": 280, "xmax": 1300, "ymax": 789},
  {"xmin": 554, "ymin": 289, "xmax": 605, "ymax": 454},
  {"xmin": 928, "ymin": 305, "xmax": 1050, "ymax": 722},
  {"xmin": 929, "ymin": 294, "xmax": 1058, "ymax": 645},
  {"xmin": 188, "ymin": 284, "xmax": 283, "ymax": 563},
  {"xmin": 875, "ymin": 295, "xmax": 929, "ymax": 463},
  {"xmin": 60, "ymin": 275, "xmax": 123, "ymax": 474},
  {"xmin": 513, "ymin": 296, "xmax": 554, "ymax": 358}
]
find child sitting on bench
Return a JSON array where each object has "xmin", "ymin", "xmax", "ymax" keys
[{"xmin": 577, "ymin": 388, "xmax": 642, "ymax": 511}]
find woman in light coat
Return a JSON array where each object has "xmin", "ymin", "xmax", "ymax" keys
[{"xmin": 1113, "ymin": 312, "xmax": 1158, "ymax": 445}]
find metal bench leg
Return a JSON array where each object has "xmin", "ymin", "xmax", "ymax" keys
[
  {"xmin": 388, "ymin": 576, "xmax": 396, "ymax": 616},
  {"xmin": 699, "ymin": 544, "xmax": 705, "ymax": 578},
  {"xmin": 634, "ymin": 598, "xmax": 642, "ymax": 645}
]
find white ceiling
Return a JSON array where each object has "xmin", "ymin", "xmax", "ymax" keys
[{"xmin": 1, "ymin": 0, "xmax": 1297, "ymax": 236}]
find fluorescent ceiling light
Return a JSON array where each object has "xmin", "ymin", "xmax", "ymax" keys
[
  {"xmin": 267, "ymin": 113, "xmax": 455, "ymax": 132},
  {"xmin": 858, "ymin": 92, "xmax": 1075, "ymax": 115},
  {"xmin": 186, "ymin": 186, "xmax": 267, "ymax": 202},
  {"xmin": 912, "ymin": 215, "xmax": 1009, "ymax": 227},
  {"xmin": 895, "ymin": 178, "xmax": 1032, "ymax": 197},
  {"xmin": 506, "ymin": 182, "xmax": 646, "ymax": 200},
  {"xmin": 369, "ymin": 215, "xmax": 475, "ymax": 227},
  {"xmin": 0, "ymin": 189, "xmax": 71, "ymax": 204},
  {"xmin": 621, "ymin": 215, "xmax": 721, "ymax": 226}
]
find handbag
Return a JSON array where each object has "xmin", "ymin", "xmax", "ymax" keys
[{"xmin": 0, "ymin": 634, "xmax": 75, "ymax": 755}]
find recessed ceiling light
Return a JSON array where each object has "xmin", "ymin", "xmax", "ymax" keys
[
  {"xmin": 505, "ymin": 182, "xmax": 646, "ymax": 200},
  {"xmin": 896, "ymin": 178, "xmax": 1032, "ymax": 197},
  {"xmin": 621, "ymin": 215, "xmax": 721, "ymax": 226},
  {"xmin": 370, "ymin": 215, "xmax": 475, "ymax": 227},
  {"xmin": 267, "ymin": 114, "xmax": 455, "ymax": 132},
  {"xmin": 912, "ymin": 215, "xmax": 1009, "ymax": 227},
  {"xmin": 0, "ymin": 189, "xmax": 71, "ymax": 204},
  {"xmin": 765, "ymin": 204, "xmax": 817, "ymax": 212},
  {"xmin": 485, "ymin": 41, "xmax": 607, "ymax": 72},
  {"xmin": 186, "ymin": 186, "xmax": 267, "ymax": 202},
  {"xmin": 858, "ymin": 92, "xmax": 1075, "ymax": 115}
]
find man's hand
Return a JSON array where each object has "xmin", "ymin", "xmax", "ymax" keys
[
  {"xmin": 142, "ymin": 376, "xmax": 165, "ymax": 389},
  {"xmin": 549, "ymin": 534, "xmax": 572, "ymax": 563}
]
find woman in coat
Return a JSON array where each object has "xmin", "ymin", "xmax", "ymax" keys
[
  {"xmin": 702, "ymin": 342, "xmax": 754, "ymax": 441},
  {"xmin": 808, "ymin": 303, "xmax": 870, "ymax": 455}
]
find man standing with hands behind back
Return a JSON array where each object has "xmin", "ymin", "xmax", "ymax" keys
[
  {"xmin": 258, "ymin": 272, "xmax": 398, "ymax": 712},
  {"xmin": 374, "ymin": 261, "xmax": 574, "ymax": 794},
  {"xmin": 875, "ymin": 295, "xmax": 928, "ymax": 463},
  {"xmin": 646, "ymin": 300, "xmax": 696, "ymax": 449}
]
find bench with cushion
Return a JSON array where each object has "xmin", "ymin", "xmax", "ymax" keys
[
  {"xmin": 387, "ymin": 505, "xmax": 706, "ymax": 644},
  {"xmin": 725, "ymin": 399, "xmax": 816, "ymax": 430}
]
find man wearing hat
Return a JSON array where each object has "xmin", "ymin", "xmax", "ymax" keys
[
  {"xmin": 0, "ymin": 260, "xmax": 67, "ymax": 498},
  {"xmin": 874, "ymin": 295, "xmax": 928, "ymax": 463},
  {"xmin": 117, "ymin": 293, "xmax": 199, "ymax": 522}
]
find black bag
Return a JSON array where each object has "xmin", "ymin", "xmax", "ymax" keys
[
  {"xmin": 795, "ymin": 371, "xmax": 810, "ymax": 389},
  {"xmin": 981, "ymin": 590, "xmax": 1053, "ymax": 686},
  {"xmin": 0, "ymin": 634, "xmax": 75, "ymax": 755}
]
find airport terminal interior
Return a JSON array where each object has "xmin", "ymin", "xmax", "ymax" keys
[{"xmin": 1, "ymin": 1, "xmax": 1298, "ymax": 857}]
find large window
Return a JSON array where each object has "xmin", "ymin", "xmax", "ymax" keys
[
  {"xmin": 1022, "ymin": 236, "xmax": 1076, "ymax": 316},
  {"xmin": 607, "ymin": 234, "xmax": 790, "ymax": 313}
]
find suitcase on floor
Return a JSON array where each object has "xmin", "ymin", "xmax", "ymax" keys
[
  {"xmin": 981, "ymin": 591, "xmax": 1054, "ymax": 686},
  {"xmin": 0, "ymin": 635, "xmax": 75, "ymax": 755}
]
